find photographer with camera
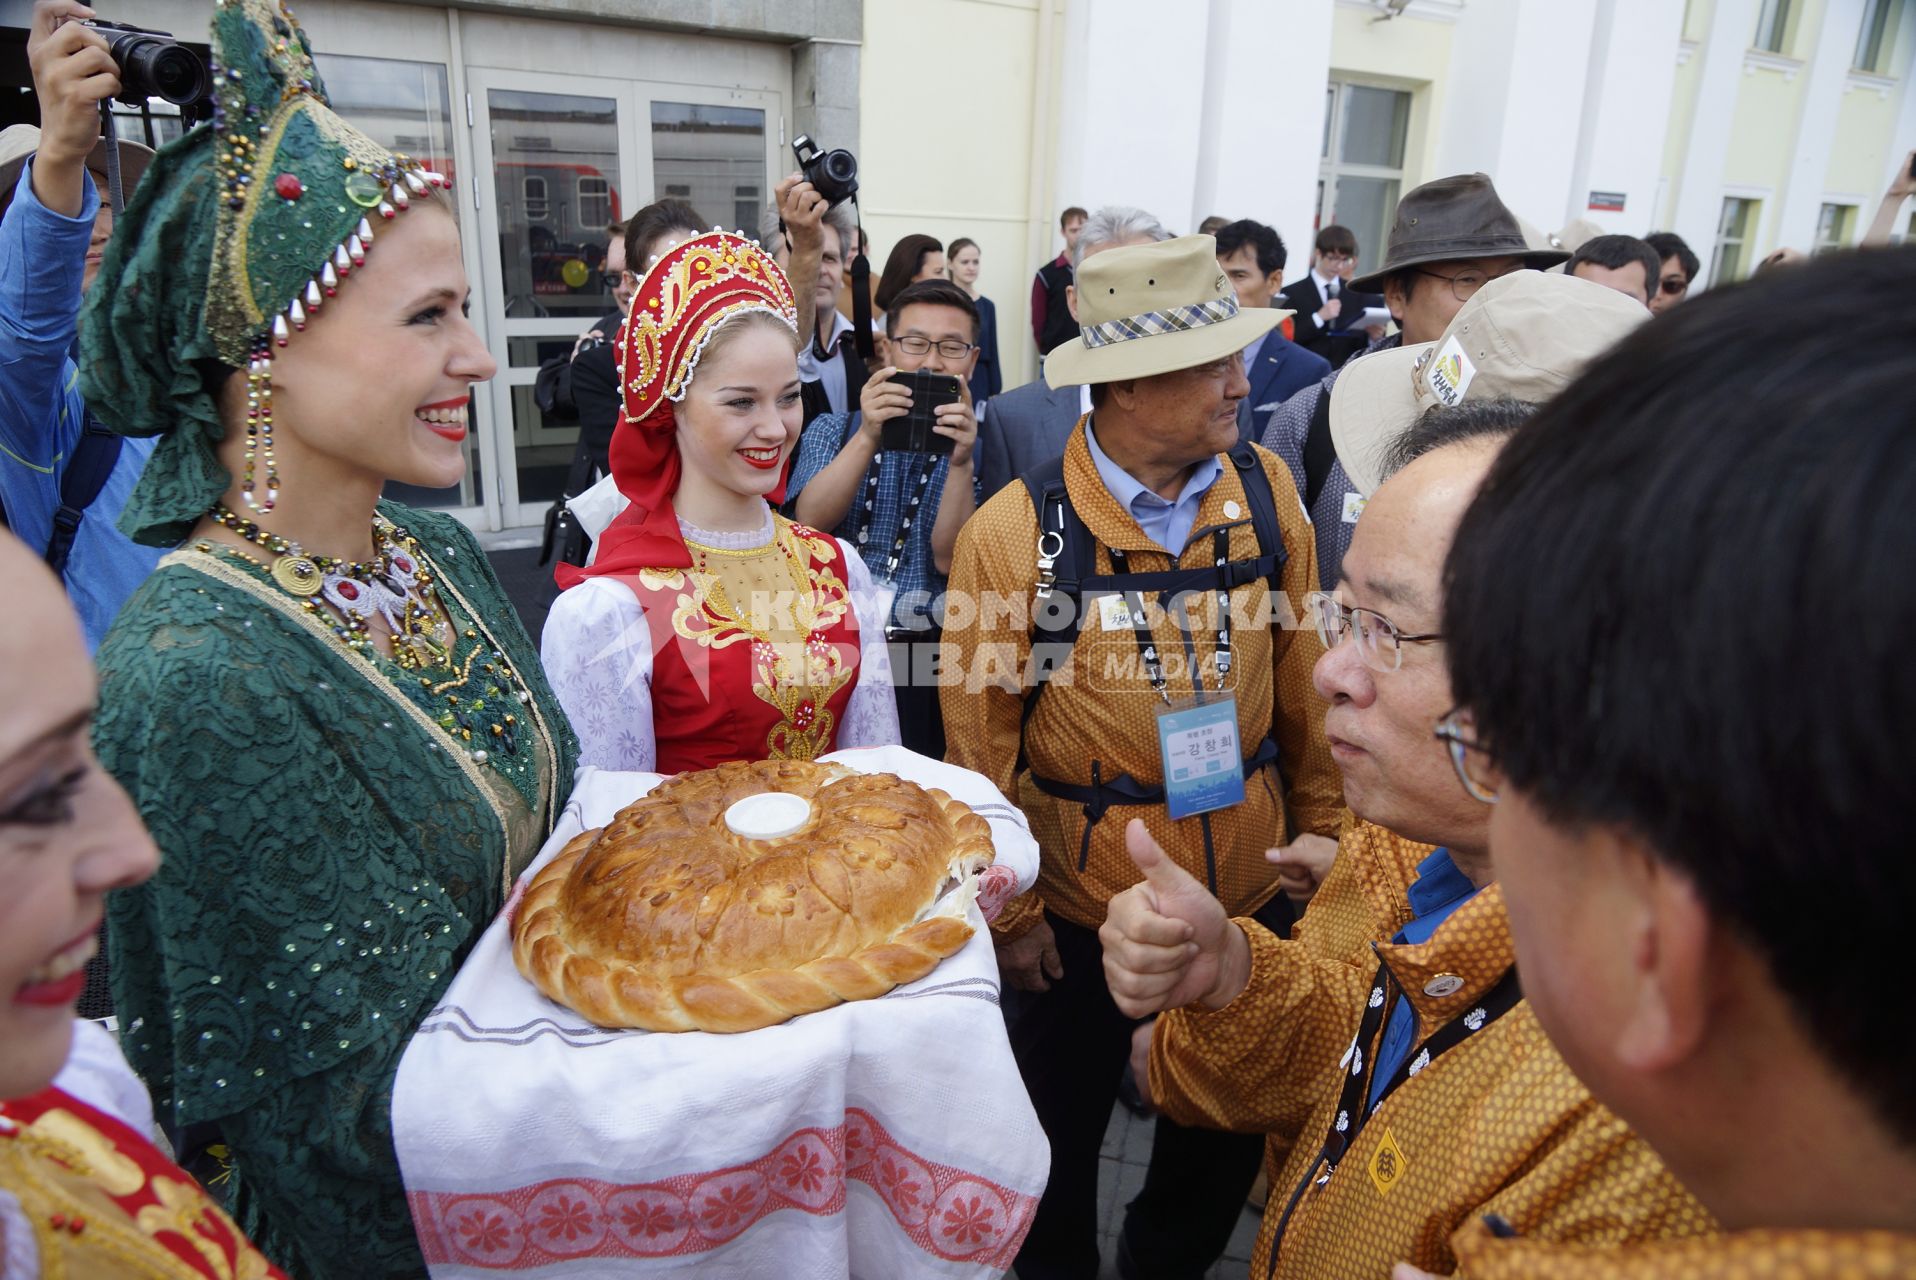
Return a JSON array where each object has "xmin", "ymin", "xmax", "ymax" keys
[
  {"xmin": 0, "ymin": 0, "xmax": 165, "ymax": 652},
  {"xmin": 786, "ymin": 278, "xmax": 983, "ymax": 759},
  {"xmin": 761, "ymin": 154, "xmax": 862, "ymax": 429}
]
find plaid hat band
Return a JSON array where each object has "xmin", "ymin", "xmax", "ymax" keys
[{"xmin": 1080, "ymin": 293, "xmax": 1240, "ymax": 350}]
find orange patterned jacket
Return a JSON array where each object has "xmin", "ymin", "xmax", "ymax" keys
[
  {"xmin": 941, "ymin": 423, "xmax": 1343, "ymax": 940},
  {"xmin": 1151, "ymin": 818, "xmax": 1716, "ymax": 1278},
  {"xmin": 1448, "ymin": 1214, "xmax": 1916, "ymax": 1279}
]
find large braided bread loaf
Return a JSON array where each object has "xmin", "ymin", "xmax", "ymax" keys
[{"xmin": 512, "ymin": 759, "xmax": 996, "ymax": 1033}]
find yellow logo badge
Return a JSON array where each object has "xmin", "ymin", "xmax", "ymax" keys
[
  {"xmin": 1422, "ymin": 335, "xmax": 1478, "ymax": 406},
  {"xmin": 1368, "ymin": 1127, "xmax": 1408, "ymax": 1196}
]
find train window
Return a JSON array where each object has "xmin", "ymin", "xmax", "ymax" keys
[
  {"xmin": 578, "ymin": 176, "xmax": 611, "ymax": 230},
  {"xmin": 524, "ymin": 176, "xmax": 550, "ymax": 223},
  {"xmin": 651, "ymin": 100, "xmax": 766, "ymax": 244}
]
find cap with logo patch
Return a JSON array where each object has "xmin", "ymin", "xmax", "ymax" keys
[{"xmin": 1328, "ymin": 271, "xmax": 1648, "ymax": 495}]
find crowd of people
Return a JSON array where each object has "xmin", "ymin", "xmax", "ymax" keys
[{"xmin": 3, "ymin": 0, "xmax": 1916, "ymax": 1277}]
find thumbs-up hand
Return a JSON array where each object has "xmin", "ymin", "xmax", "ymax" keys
[{"xmin": 1099, "ymin": 820, "xmax": 1253, "ymax": 1016}]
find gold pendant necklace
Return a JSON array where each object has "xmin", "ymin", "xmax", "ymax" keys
[{"xmin": 271, "ymin": 553, "xmax": 325, "ymax": 597}]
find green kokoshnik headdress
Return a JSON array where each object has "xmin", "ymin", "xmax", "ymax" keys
[{"xmin": 79, "ymin": 0, "xmax": 448, "ymax": 546}]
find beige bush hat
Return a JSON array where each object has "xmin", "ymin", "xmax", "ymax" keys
[
  {"xmin": 0, "ymin": 124, "xmax": 156, "ymax": 215},
  {"xmin": 1043, "ymin": 234, "xmax": 1292, "ymax": 388},
  {"xmin": 1329, "ymin": 271, "xmax": 1648, "ymax": 494}
]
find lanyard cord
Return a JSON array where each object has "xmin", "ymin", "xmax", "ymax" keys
[
  {"xmin": 1266, "ymin": 958, "xmax": 1523, "ymax": 1273},
  {"xmin": 856, "ymin": 451, "xmax": 931, "ymax": 582},
  {"xmin": 1107, "ymin": 526, "xmax": 1233, "ymax": 703}
]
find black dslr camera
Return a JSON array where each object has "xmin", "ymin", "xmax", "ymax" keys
[
  {"xmin": 85, "ymin": 21, "xmax": 209, "ymax": 106},
  {"xmin": 792, "ymin": 134, "xmax": 858, "ymax": 207}
]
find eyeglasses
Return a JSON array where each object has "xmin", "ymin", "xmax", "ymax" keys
[
  {"xmin": 1433, "ymin": 707, "xmax": 1499, "ymax": 804},
  {"xmin": 1658, "ymin": 276, "xmax": 1689, "ymax": 297},
  {"xmin": 1307, "ymin": 591, "xmax": 1443, "ymax": 673},
  {"xmin": 1411, "ymin": 265, "xmax": 1523, "ymax": 303},
  {"xmin": 599, "ymin": 269, "xmax": 632, "ymax": 291},
  {"xmin": 1317, "ymin": 251, "xmax": 1355, "ymax": 265},
  {"xmin": 892, "ymin": 335, "xmax": 975, "ymax": 360}
]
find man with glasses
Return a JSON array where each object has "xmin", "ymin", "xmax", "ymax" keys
[
  {"xmin": 787, "ymin": 278, "xmax": 983, "ymax": 758},
  {"xmin": 1280, "ymin": 224, "xmax": 1386, "ymax": 370},
  {"xmin": 1261, "ymin": 173, "xmax": 1567, "ymax": 591},
  {"xmin": 975, "ymin": 205, "xmax": 1171, "ymax": 499},
  {"xmin": 1100, "ymin": 400, "xmax": 1710, "ymax": 1278},
  {"xmin": 1409, "ymin": 245, "xmax": 1916, "ymax": 1280}
]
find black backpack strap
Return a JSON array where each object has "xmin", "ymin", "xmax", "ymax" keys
[
  {"xmin": 45, "ymin": 415, "xmax": 124, "ymax": 580},
  {"xmin": 1019, "ymin": 452, "xmax": 1092, "ymax": 727},
  {"xmin": 1302, "ymin": 384, "xmax": 1336, "ymax": 512},
  {"xmin": 1228, "ymin": 441, "xmax": 1288, "ymax": 592}
]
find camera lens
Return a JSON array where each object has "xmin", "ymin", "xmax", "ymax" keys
[
  {"xmin": 146, "ymin": 44, "xmax": 209, "ymax": 105},
  {"xmin": 824, "ymin": 151, "xmax": 857, "ymax": 186},
  {"xmin": 113, "ymin": 33, "xmax": 210, "ymax": 106}
]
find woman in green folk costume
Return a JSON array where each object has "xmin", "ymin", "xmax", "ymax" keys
[{"xmin": 78, "ymin": 1, "xmax": 578, "ymax": 1273}]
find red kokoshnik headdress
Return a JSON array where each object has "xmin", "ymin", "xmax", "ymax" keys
[{"xmin": 556, "ymin": 230, "xmax": 800, "ymax": 587}]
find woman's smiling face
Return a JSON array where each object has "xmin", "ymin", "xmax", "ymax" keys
[
  {"xmin": 0, "ymin": 537, "xmax": 157, "ymax": 1099},
  {"xmin": 672, "ymin": 314, "xmax": 804, "ymax": 501}
]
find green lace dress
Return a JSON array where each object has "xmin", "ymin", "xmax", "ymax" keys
[{"xmin": 95, "ymin": 502, "xmax": 580, "ymax": 1279}]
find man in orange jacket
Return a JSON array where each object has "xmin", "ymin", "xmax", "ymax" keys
[
  {"xmin": 945, "ymin": 234, "xmax": 1343, "ymax": 1279},
  {"xmin": 1422, "ymin": 242, "xmax": 1916, "ymax": 1279},
  {"xmin": 1103, "ymin": 388, "xmax": 1710, "ymax": 1274}
]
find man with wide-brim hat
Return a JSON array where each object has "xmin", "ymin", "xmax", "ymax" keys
[
  {"xmin": 1331, "ymin": 270, "xmax": 1648, "ymax": 496},
  {"xmin": 942, "ymin": 234, "xmax": 1344, "ymax": 1280},
  {"xmin": 0, "ymin": 1, "xmax": 164, "ymax": 653},
  {"xmin": 0, "ymin": 125, "xmax": 156, "ymax": 228},
  {"xmin": 1262, "ymin": 171, "xmax": 1567, "ymax": 592}
]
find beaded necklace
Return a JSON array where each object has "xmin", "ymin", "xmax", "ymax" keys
[
  {"xmin": 208, "ymin": 506, "xmax": 450, "ymax": 669},
  {"xmin": 193, "ymin": 513, "xmax": 541, "ymax": 787}
]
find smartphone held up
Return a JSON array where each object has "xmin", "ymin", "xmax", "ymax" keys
[{"xmin": 881, "ymin": 369, "xmax": 964, "ymax": 455}]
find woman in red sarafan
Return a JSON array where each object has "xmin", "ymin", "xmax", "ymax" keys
[{"xmin": 543, "ymin": 231, "xmax": 900, "ymax": 772}]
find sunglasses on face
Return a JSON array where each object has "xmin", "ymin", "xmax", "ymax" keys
[{"xmin": 1659, "ymin": 276, "xmax": 1689, "ymax": 296}]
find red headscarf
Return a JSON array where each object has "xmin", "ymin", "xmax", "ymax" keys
[{"xmin": 555, "ymin": 231, "xmax": 800, "ymax": 587}]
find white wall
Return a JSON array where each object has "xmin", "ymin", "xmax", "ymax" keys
[
  {"xmin": 1054, "ymin": 0, "xmax": 1212, "ymax": 233},
  {"xmin": 1774, "ymin": 0, "xmax": 1871, "ymax": 251},
  {"xmin": 1051, "ymin": 0, "xmax": 1329, "ymax": 246},
  {"xmin": 1671, "ymin": 0, "xmax": 1761, "ymax": 273},
  {"xmin": 1567, "ymin": 0, "xmax": 1687, "ymax": 234},
  {"xmin": 1434, "ymin": 0, "xmax": 1602, "ymax": 230},
  {"xmin": 1193, "ymin": 0, "xmax": 1333, "ymax": 253}
]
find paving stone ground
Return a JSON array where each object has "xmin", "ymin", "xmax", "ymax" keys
[{"xmin": 1083, "ymin": 1101, "xmax": 1261, "ymax": 1280}]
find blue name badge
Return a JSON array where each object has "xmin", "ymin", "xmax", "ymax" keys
[{"xmin": 1156, "ymin": 694, "xmax": 1246, "ymax": 820}]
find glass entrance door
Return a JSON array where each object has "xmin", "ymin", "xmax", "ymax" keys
[
  {"xmin": 467, "ymin": 70, "xmax": 635, "ymax": 530},
  {"xmin": 467, "ymin": 70, "xmax": 778, "ymax": 532}
]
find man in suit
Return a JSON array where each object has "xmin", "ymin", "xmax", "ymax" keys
[
  {"xmin": 1280, "ymin": 224, "xmax": 1386, "ymax": 370},
  {"xmin": 1214, "ymin": 219, "xmax": 1328, "ymax": 443},
  {"xmin": 978, "ymin": 205, "xmax": 1171, "ymax": 497}
]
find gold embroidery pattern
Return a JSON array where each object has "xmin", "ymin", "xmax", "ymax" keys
[
  {"xmin": 666, "ymin": 520, "xmax": 856, "ymax": 760},
  {"xmin": 2, "ymin": 1105, "xmax": 274, "ymax": 1279},
  {"xmin": 136, "ymin": 1178, "xmax": 271, "ymax": 1280}
]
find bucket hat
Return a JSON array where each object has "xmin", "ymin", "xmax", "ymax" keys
[
  {"xmin": 1349, "ymin": 173, "xmax": 1568, "ymax": 294},
  {"xmin": 1043, "ymin": 234, "xmax": 1291, "ymax": 388},
  {"xmin": 1329, "ymin": 271, "xmax": 1647, "ymax": 494},
  {"xmin": 0, "ymin": 124, "xmax": 155, "ymax": 215}
]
